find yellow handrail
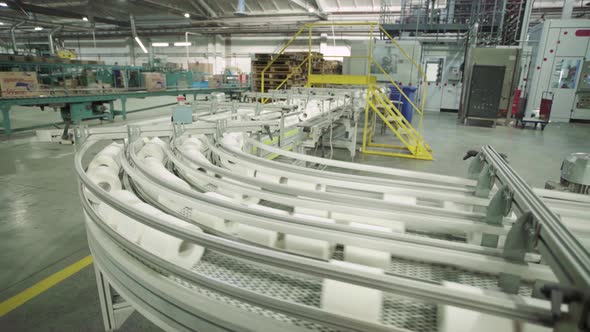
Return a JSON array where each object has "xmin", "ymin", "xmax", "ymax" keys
[
  {"xmin": 274, "ymin": 55, "xmax": 310, "ymax": 91},
  {"xmin": 260, "ymin": 25, "xmax": 307, "ymax": 94},
  {"xmin": 370, "ymin": 57, "xmax": 423, "ymax": 116},
  {"xmin": 378, "ymin": 25, "xmax": 427, "ymax": 135}
]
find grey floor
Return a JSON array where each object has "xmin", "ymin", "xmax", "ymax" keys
[{"xmin": 0, "ymin": 98, "xmax": 588, "ymax": 331}]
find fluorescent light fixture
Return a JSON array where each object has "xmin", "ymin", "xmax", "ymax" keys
[
  {"xmin": 34, "ymin": 26, "xmax": 43, "ymax": 31},
  {"xmin": 151, "ymin": 42, "xmax": 169, "ymax": 47},
  {"xmin": 184, "ymin": 12, "xmax": 190, "ymax": 18},
  {"xmin": 134, "ymin": 36, "xmax": 148, "ymax": 53},
  {"xmin": 0, "ymin": 2, "xmax": 7, "ymax": 7},
  {"xmin": 82, "ymin": 17, "xmax": 88, "ymax": 21},
  {"xmin": 174, "ymin": 42, "xmax": 192, "ymax": 46},
  {"xmin": 0, "ymin": 22, "xmax": 4, "ymax": 25},
  {"xmin": 308, "ymin": 7, "xmax": 315, "ymax": 13}
]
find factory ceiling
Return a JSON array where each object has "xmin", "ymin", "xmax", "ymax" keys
[{"xmin": 0, "ymin": 0, "xmax": 585, "ymax": 40}]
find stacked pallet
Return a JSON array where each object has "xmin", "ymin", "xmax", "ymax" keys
[
  {"xmin": 252, "ymin": 52, "xmax": 323, "ymax": 92},
  {"xmin": 321, "ymin": 60, "xmax": 343, "ymax": 75}
]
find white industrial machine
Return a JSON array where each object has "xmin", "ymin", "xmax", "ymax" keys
[
  {"xmin": 525, "ymin": 19, "xmax": 590, "ymax": 122},
  {"xmin": 75, "ymin": 88, "xmax": 590, "ymax": 332},
  {"xmin": 344, "ymin": 40, "xmax": 464, "ymax": 113},
  {"xmin": 344, "ymin": 40, "xmax": 422, "ymax": 85},
  {"xmin": 422, "ymin": 44, "xmax": 464, "ymax": 112},
  {"xmin": 546, "ymin": 152, "xmax": 590, "ymax": 195}
]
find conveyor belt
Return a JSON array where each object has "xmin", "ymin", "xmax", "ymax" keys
[{"xmin": 74, "ymin": 91, "xmax": 590, "ymax": 331}]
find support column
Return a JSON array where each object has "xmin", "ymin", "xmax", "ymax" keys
[
  {"xmin": 128, "ymin": 37, "xmax": 136, "ymax": 66},
  {"xmin": 562, "ymin": 0, "xmax": 575, "ymax": 19}
]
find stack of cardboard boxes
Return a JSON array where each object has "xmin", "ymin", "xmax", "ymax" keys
[
  {"xmin": 143, "ymin": 72, "xmax": 167, "ymax": 91},
  {"xmin": 0, "ymin": 72, "xmax": 39, "ymax": 97}
]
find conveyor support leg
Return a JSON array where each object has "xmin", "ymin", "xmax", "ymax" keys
[
  {"xmin": 1, "ymin": 107, "xmax": 10, "ymax": 135},
  {"xmin": 121, "ymin": 97, "xmax": 127, "ymax": 120},
  {"xmin": 94, "ymin": 264, "xmax": 134, "ymax": 332},
  {"xmin": 475, "ymin": 164, "xmax": 495, "ymax": 197}
]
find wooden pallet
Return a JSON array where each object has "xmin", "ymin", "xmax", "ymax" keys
[{"xmin": 252, "ymin": 52, "xmax": 325, "ymax": 91}]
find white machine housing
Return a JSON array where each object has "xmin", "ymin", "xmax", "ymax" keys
[
  {"xmin": 525, "ymin": 19, "xmax": 590, "ymax": 122},
  {"xmin": 421, "ymin": 43, "xmax": 464, "ymax": 112},
  {"xmin": 343, "ymin": 40, "xmax": 422, "ymax": 85}
]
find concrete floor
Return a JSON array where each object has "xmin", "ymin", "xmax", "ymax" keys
[{"xmin": 0, "ymin": 98, "xmax": 588, "ymax": 331}]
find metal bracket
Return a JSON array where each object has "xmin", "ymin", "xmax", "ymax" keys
[
  {"xmin": 503, "ymin": 211, "xmax": 537, "ymax": 262},
  {"xmin": 126, "ymin": 125, "xmax": 141, "ymax": 143},
  {"xmin": 475, "ymin": 164, "xmax": 496, "ymax": 197},
  {"xmin": 73, "ymin": 125, "xmax": 90, "ymax": 148},
  {"xmin": 215, "ymin": 119, "xmax": 227, "ymax": 140},
  {"xmin": 485, "ymin": 184, "xmax": 513, "ymax": 225},
  {"xmin": 479, "ymin": 184, "xmax": 512, "ymax": 248},
  {"xmin": 172, "ymin": 122, "xmax": 185, "ymax": 138},
  {"xmin": 540, "ymin": 283, "xmax": 586, "ymax": 328},
  {"xmin": 466, "ymin": 151, "xmax": 484, "ymax": 179}
]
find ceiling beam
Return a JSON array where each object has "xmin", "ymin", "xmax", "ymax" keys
[
  {"xmin": 132, "ymin": 0, "xmax": 207, "ymax": 20},
  {"xmin": 314, "ymin": 0, "xmax": 328, "ymax": 13},
  {"xmin": 269, "ymin": 0, "xmax": 281, "ymax": 11},
  {"xmin": 192, "ymin": 0, "xmax": 217, "ymax": 18},
  {"xmin": 289, "ymin": 0, "xmax": 327, "ymax": 19},
  {"xmin": 6, "ymin": 0, "xmax": 130, "ymax": 26}
]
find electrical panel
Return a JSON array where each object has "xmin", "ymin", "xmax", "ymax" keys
[{"xmin": 577, "ymin": 61, "xmax": 590, "ymax": 92}]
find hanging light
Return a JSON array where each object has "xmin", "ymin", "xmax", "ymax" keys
[
  {"xmin": 184, "ymin": 13, "xmax": 190, "ymax": 18},
  {"xmin": 82, "ymin": 17, "xmax": 88, "ymax": 21},
  {"xmin": 34, "ymin": 26, "xmax": 43, "ymax": 31}
]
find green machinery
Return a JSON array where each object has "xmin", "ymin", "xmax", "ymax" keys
[
  {"xmin": 0, "ymin": 60, "xmax": 249, "ymax": 135},
  {"xmin": 0, "ymin": 87, "xmax": 248, "ymax": 136},
  {"xmin": 0, "ymin": 61, "xmax": 144, "ymax": 90}
]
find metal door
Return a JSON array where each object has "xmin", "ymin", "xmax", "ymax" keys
[{"xmin": 466, "ymin": 65, "xmax": 506, "ymax": 119}]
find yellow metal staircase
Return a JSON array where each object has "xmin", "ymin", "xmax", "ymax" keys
[
  {"xmin": 259, "ymin": 22, "xmax": 434, "ymax": 161},
  {"xmin": 364, "ymin": 85, "xmax": 433, "ymax": 160}
]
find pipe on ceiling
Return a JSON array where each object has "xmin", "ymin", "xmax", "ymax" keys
[
  {"xmin": 129, "ymin": 14, "xmax": 148, "ymax": 53},
  {"xmin": 10, "ymin": 21, "xmax": 24, "ymax": 54},
  {"xmin": 236, "ymin": 0, "xmax": 246, "ymax": 15},
  {"xmin": 49, "ymin": 26, "xmax": 63, "ymax": 55}
]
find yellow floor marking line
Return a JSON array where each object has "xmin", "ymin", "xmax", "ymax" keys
[{"xmin": 0, "ymin": 255, "xmax": 93, "ymax": 317}]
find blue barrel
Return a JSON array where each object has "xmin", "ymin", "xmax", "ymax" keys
[{"xmin": 388, "ymin": 85, "xmax": 417, "ymax": 123}]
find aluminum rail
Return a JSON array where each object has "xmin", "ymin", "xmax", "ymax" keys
[
  {"xmin": 246, "ymin": 138, "xmax": 476, "ymax": 187},
  {"xmin": 481, "ymin": 146, "xmax": 590, "ymax": 290},
  {"xmin": 167, "ymin": 143, "xmax": 509, "ymax": 252},
  {"xmin": 87, "ymin": 225, "xmax": 311, "ymax": 332},
  {"xmin": 126, "ymin": 140, "xmax": 555, "ymax": 281},
  {"xmin": 74, "ymin": 120, "xmax": 280, "ymax": 142},
  {"xmin": 76, "ymin": 139, "xmax": 557, "ymax": 326},
  {"xmin": 84, "ymin": 193, "xmax": 399, "ymax": 332},
  {"xmin": 215, "ymin": 141, "xmax": 485, "ymax": 205},
  {"xmin": 127, "ymin": 142, "xmax": 556, "ymax": 281},
  {"xmin": 172, "ymin": 143, "xmax": 510, "ymax": 237}
]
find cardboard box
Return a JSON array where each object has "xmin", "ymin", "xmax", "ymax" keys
[
  {"xmin": 208, "ymin": 75, "xmax": 224, "ymax": 88},
  {"xmin": 143, "ymin": 72, "xmax": 166, "ymax": 91},
  {"xmin": 0, "ymin": 71, "xmax": 39, "ymax": 97},
  {"xmin": 190, "ymin": 62, "xmax": 213, "ymax": 74}
]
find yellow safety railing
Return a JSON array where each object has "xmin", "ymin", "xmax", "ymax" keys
[{"xmin": 258, "ymin": 22, "xmax": 433, "ymax": 160}]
